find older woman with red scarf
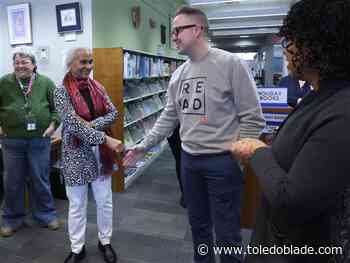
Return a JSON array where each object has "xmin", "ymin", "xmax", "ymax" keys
[{"xmin": 54, "ymin": 47, "xmax": 123, "ymax": 263}]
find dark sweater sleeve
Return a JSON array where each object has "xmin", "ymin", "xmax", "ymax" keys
[
  {"xmin": 250, "ymin": 114, "xmax": 350, "ymax": 226},
  {"xmin": 47, "ymin": 79, "xmax": 60, "ymax": 127}
]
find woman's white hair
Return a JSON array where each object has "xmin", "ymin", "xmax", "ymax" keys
[
  {"xmin": 12, "ymin": 45, "xmax": 37, "ymax": 65},
  {"xmin": 64, "ymin": 47, "xmax": 92, "ymax": 72}
]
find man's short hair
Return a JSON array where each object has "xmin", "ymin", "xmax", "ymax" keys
[{"xmin": 175, "ymin": 5, "xmax": 209, "ymax": 36}]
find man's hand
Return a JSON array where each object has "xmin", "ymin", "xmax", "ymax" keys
[
  {"xmin": 105, "ymin": 135, "xmax": 124, "ymax": 153},
  {"xmin": 231, "ymin": 138, "xmax": 267, "ymax": 162},
  {"xmin": 122, "ymin": 145, "xmax": 146, "ymax": 168},
  {"xmin": 43, "ymin": 122, "xmax": 56, "ymax": 137}
]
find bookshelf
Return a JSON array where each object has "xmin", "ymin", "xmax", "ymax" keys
[{"xmin": 93, "ymin": 47, "xmax": 184, "ymax": 192}]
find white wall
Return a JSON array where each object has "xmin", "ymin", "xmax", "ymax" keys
[{"xmin": 0, "ymin": 0, "xmax": 92, "ymax": 84}]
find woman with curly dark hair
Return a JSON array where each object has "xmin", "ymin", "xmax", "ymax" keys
[{"xmin": 231, "ymin": 0, "xmax": 350, "ymax": 262}]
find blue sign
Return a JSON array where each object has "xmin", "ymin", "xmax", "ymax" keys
[{"xmin": 258, "ymin": 87, "xmax": 288, "ymax": 107}]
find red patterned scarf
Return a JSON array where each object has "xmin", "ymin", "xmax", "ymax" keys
[{"xmin": 63, "ymin": 72, "xmax": 115, "ymax": 174}]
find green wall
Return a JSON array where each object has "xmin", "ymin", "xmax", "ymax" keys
[{"xmin": 93, "ymin": 0, "xmax": 185, "ymax": 57}]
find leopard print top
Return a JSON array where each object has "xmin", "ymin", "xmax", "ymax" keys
[{"xmin": 54, "ymin": 84, "xmax": 118, "ymax": 186}]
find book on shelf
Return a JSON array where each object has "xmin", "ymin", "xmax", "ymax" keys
[
  {"xmin": 124, "ymin": 52, "xmax": 140, "ymax": 79},
  {"xmin": 142, "ymin": 98, "xmax": 155, "ymax": 115},
  {"xmin": 123, "ymin": 82, "xmax": 133, "ymax": 100},
  {"xmin": 150, "ymin": 57, "xmax": 160, "ymax": 77},
  {"xmin": 152, "ymin": 95, "xmax": 164, "ymax": 110},
  {"xmin": 139, "ymin": 56, "xmax": 150, "ymax": 78},
  {"xmin": 142, "ymin": 115, "xmax": 158, "ymax": 135},
  {"xmin": 124, "ymin": 106, "xmax": 133, "ymax": 125},
  {"xmin": 155, "ymin": 81, "xmax": 163, "ymax": 92},
  {"xmin": 123, "ymin": 52, "xmax": 129, "ymax": 79},
  {"xmin": 124, "ymin": 81, "xmax": 143, "ymax": 99},
  {"xmin": 143, "ymin": 81, "xmax": 152, "ymax": 94},
  {"xmin": 159, "ymin": 79, "xmax": 169, "ymax": 90},
  {"xmin": 159, "ymin": 92, "xmax": 167, "ymax": 105},
  {"xmin": 147, "ymin": 82, "xmax": 155, "ymax": 92},
  {"xmin": 127, "ymin": 101, "xmax": 144, "ymax": 120},
  {"xmin": 162, "ymin": 61, "xmax": 170, "ymax": 76},
  {"xmin": 123, "ymin": 128, "xmax": 134, "ymax": 148},
  {"xmin": 138, "ymin": 82, "xmax": 149, "ymax": 96},
  {"xmin": 128, "ymin": 122, "xmax": 145, "ymax": 142},
  {"xmin": 135, "ymin": 55, "xmax": 141, "ymax": 78},
  {"xmin": 149, "ymin": 81, "xmax": 162, "ymax": 92}
]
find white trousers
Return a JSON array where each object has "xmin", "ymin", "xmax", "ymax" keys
[{"xmin": 65, "ymin": 175, "xmax": 113, "ymax": 253}]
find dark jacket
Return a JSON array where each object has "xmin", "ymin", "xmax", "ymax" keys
[
  {"xmin": 278, "ymin": 76, "xmax": 311, "ymax": 107},
  {"xmin": 246, "ymin": 80, "xmax": 350, "ymax": 263}
]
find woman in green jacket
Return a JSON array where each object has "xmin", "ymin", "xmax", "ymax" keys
[{"xmin": 0, "ymin": 47, "xmax": 60, "ymax": 237}]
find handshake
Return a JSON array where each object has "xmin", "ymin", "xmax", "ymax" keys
[
  {"xmin": 104, "ymin": 135, "xmax": 146, "ymax": 168},
  {"xmin": 78, "ymin": 113, "xmax": 145, "ymax": 168}
]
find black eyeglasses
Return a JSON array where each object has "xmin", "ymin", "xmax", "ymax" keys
[
  {"xmin": 172, "ymin": 24, "xmax": 197, "ymax": 36},
  {"xmin": 281, "ymin": 38, "xmax": 292, "ymax": 49},
  {"xmin": 80, "ymin": 59, "xmax": 93, "ymax": 65}
]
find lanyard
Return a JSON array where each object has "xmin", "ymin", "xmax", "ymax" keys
[{"xmin": 17, "ymin": 73, "xmax": 35, "ymax": 97}]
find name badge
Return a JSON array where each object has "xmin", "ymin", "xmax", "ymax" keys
[
  {"xmin": 26, "ymin": 122, "xmax": 37, "ymax": 131},
  {"xmin": 25, "ymin": 112, "xmax": 37, "ymax": 131},
  {"xmin": 27, "ymin": 121, "xmax": 36, "ymax": 131}
]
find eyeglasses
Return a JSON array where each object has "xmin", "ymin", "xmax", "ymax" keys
[
  {"xmin": 171, "ymin": 24, "xmax": 197, "ymax": 36},
  {"xmin": 80, "ymin": 59, "xmax": 93, "ymax": 65},
  {"xmin": 281, "ymin": 38, "xmax": 292, "ymax": 49},
  {"xmin": 14, "ymin": 60, "xmax": 32, "ymax": 66},
  {"xmin": 281, "ymin": 38, "xmax": 297, "ymax": 56}
]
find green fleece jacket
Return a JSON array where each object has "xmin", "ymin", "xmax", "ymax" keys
[{"xmin": 0, "ymin": 73, "xmax": 60, "ymax": 138}]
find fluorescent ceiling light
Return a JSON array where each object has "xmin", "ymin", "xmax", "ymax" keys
[
  {"xmin": 208, "ymin": 13, "xmax": 286, "ymax": 21},
  {"xmin": 210, "ymin": 24, "xmax": 282, "ymax": 30},
  {"xmin": 239, "ymin": 35, "xmax": 250, "ymax": 38},
  {"xmin": 191, "ymin": 0, "xmax": 241, "ymax": 6},
  {"xmin": 212, "ymin": 28, "xmax": 279, "ymax": 36}
]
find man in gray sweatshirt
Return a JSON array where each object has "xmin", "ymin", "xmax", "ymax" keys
[{"xmin": 123, "ymin": 6, "xmax": 265, "ymax": 263}]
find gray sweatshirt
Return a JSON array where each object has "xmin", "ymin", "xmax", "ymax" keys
[{"xmin": 140, "ymin": 48, "xmax": 265, "ymax": 155}]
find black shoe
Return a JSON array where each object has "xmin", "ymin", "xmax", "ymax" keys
[
  {"xmin": 64, "ymin": 246, "xmax": 86, "ymax": 263},
  {"xmin": 98, "ymin": 241, "xmax": 117, "ymax": 263}
]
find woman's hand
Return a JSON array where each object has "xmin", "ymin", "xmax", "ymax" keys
[
  {"xmin": 105, "ymin": 135, "xmax": 124, "ymax": 153},
  {"xmin": 231, "ymin": 138, "xmax": 267, "ymax": 162},
  {"xmin": 42, "ymin": 122, "xmax": 56, "ymax": 137},
  {"xmin": 0, "ymin": 126, "xmax": 6, "ymax": 137}
]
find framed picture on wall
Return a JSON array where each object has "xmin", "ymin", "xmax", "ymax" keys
[
  {"xmin": 55, "ymin": 2, "xmax": 83, "ymax": 33},
  {"xmin": 7, "ymin": 3, "xmax": 32, "ymax": 45}
]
